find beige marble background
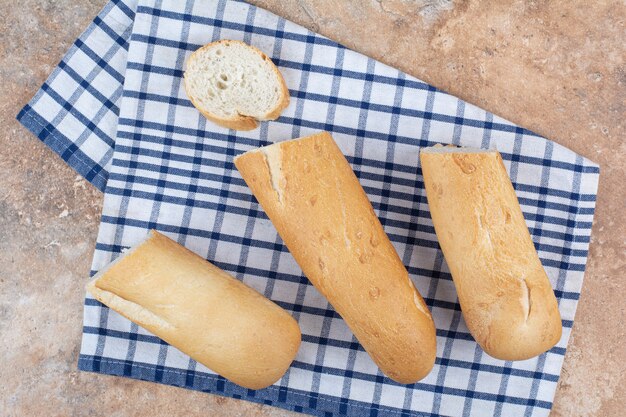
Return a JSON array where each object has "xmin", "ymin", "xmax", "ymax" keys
[{"xmin": 1, "ymin": 0, "xmax": 624, "ymax": 416}]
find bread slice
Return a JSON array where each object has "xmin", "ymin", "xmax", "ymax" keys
[{"xmin": 184, "ymin": 40, "xmax": 290, "ymax": 131}]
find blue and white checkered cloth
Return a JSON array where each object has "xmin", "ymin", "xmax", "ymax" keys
[{"xmin": 17, "ymin": 0, "xmax": 600, "ymax": 416}]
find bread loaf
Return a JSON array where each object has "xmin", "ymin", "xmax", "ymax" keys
[
  {"xmin": 234, "ymin": 132, "xmax": 437, "ymax": 383},
  {"xmin": 86, "ymin": 230, "xmax": 301, "ymax": 390},
  {"xmin": 184, "ymin": 39, "xmax": 290, "ymax": 131},
  {"xmin": 420, "ymin": 146, "xmax": 562, "ymax": 360}
]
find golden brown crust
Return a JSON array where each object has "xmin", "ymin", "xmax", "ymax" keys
[
  {"xmin": 194, "ymin": 103, "xmax": 259, "ymax": 131},
  {"xmin": 183, "ymin": 39, "xmax": 289, "ymax": 131},
  {"xmin": 420, "ymin": 147, "xmax": 562, "ymax": 360},
  {"xmin": 86, "ymin": 230, "xmax": 301, "ymax": 390},
  {"xmin": 235, "ymin": 132, "xmax": 436, "ymax": 383},
  {"xmin": 261, "ymin": 51, "xmax": 290, "ymax": 121}
]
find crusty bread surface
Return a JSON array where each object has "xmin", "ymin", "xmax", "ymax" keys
[
  {"xmin": 184, "ymin": 39, "xmax": 289, "ymax": 131},
  {"xmin": 420, "ymin": 146, "xmax": 562, "ymax": 360},
  {"xmin": 86, "ymin": 230, "xmax": 301, "ymax": 390},
  {"xmin": 234, "ymin": 132, "xmax": 437, "ymax": 383}
]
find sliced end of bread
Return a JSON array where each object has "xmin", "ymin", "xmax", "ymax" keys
[{"xmin": 184, "ymin": 40, "xmax": 290, "ymax": 131}]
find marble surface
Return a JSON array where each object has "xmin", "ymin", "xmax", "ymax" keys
[{"xmin": 1, "ymin": 0, "xmax": 624, "ymax": 416}]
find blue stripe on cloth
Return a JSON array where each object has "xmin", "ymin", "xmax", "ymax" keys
[
  {"xmin": 110, "ymin": 0, "xmax": 135, "ymax": 20},
  {"xmin": 78, "ymin": 354, "xmax": 443, "ymax": 416},
  {"xmin": 135, "ymin": 4, "xmax": 345, "ymax": 48},
  {"xmin": 106, "ymin": 134, "xmax": 597, "ymax": 216},
  {"xmin": 96, "ymin": 207, "xmax": 592, "ymax": 268},
  {"xmin": 78, "ymin": 353, "xmax": 555, "ymax": 412},
  {"xmin": 120, "ymin": 72, "xmax": 537, "ymax": 138},
  {"xmin": 57, "ymin": 60, "xmax": 121, "ymax": 119},
  {"xmin": 106, "ymin": 165, "xmax": 596, "ymax": 229},
  {"xmin": 117, "ymin": 110, "xmax": 599, "ymax": 174},
  {"xmin": 73, "ymin": 38, "xmax": 126, "ymax": 84}
]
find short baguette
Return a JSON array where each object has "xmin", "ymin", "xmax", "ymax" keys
[
  {"xmin": 234, "ymin": 132, "xmax": 437, "ymax": 383},
  {"xmin": 184, "ymin": 40, "xmax": 290, "ymax": 131},
  {"xmin": 86, "ymin": 230, "xmax": 301, "ymax": 390},
  {"xmin": 420, "ymin": 146, "xmax": 562, "ymax": 360}
]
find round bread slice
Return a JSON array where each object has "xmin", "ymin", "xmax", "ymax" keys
[{"xmin": 184, "ymin": 40, "xmax": 290, "ymax": 131}]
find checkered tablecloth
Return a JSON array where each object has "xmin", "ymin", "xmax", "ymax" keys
[{"xmin": 17, "ymin": 0, "xmax": 600, "ymax": 416}]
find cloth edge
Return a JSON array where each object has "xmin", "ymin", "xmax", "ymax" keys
[
  {"xmin": 77, "ymin": 354, "xmax": 443, "ymax": 417},
  {"xmin": 16, "ymin": 107, "xmax": 108, "ymax": 191}
]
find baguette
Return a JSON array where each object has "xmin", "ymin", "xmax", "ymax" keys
[
  {"xmin": 234, "ymin": 132, "xmax": 437, "ymax": 383},
  {"xmin": 184, "ymin": 40, "xmax": 290, "ymax": 131},
  {"xmin": 86, "ymin": 230, "xmax": 301, "ymax": 390},
  {"xmin": 420, "ymin": 146, "xmax": 562, "ymax": 360}
]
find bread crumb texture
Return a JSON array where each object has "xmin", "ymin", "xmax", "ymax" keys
[{"xmin": 184, "ymin": 40, "xmax": 288, "ymax": 127}]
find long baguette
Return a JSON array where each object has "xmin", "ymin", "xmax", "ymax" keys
[
  {"xmin": 420, "ymin": 146, "xmax": 562, "ymax": 360},
  {"xmin": 86, "ymin": 230, "xmax": 301, "ymax": 390},
  {"xmin": 234, "ymin": 131, "xmax": 437, "ymax": 383}
]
